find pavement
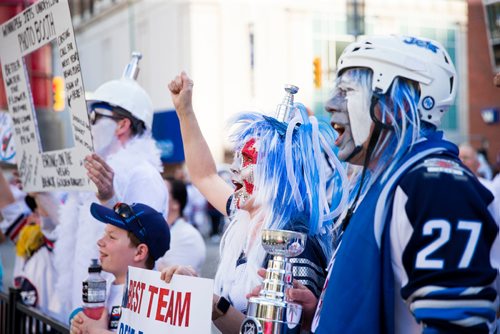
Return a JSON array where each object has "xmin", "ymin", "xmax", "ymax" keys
[
  {"xmin": 201, "ymin": 236, "xmax": 221, "ymax": 279},
  {"xmin": 202, "ymin": 237, "xmax": 223, "ymax": 334}
]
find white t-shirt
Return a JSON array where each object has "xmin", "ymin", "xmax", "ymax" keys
[
  {"xmin": 156, "ymin": 217, "xmax": 206, "ymax": 273},
  {"xmin": 107, "ymin": 283, "xmax": 124, "ymax": 332}
]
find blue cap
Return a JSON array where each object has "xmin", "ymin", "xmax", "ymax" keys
[{"xmin": 90, "ymin": 202, "xmax": 170, "ymax": 261}]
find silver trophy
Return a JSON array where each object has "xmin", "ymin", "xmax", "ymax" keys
[{"xmin": 240, "ymin": 229, "xmax": 307, "ymax": 334}]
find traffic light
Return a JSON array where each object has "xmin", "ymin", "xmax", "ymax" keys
[
  {"xmin": 313, "ymin": 57, "xmax": 322, "ymax": 89},
  {"xmin": 52, "ymin": 76, "xmax": 65, "ymax": 112}
]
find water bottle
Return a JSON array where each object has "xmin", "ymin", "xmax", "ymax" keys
[{"xmin": 82, "ymin": 259, "xmax": 106, "ymax": 320}]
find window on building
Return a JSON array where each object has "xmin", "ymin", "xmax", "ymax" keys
[{"xmin": 484, "ymin": 1, "xmax": 500, "ymax": 70}]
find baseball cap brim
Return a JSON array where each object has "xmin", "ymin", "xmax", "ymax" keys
[{"xmin": 90, "ymin": 203, "xmax": 130, "ymax": 231}]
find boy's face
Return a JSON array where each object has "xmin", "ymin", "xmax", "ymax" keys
[{"xmin": 97, "ymin": 224, "xmax": 138, "ymax": 279}]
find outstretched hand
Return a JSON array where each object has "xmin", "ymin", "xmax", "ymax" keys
[
  {"xmin": 160, "ymin": 265, "xmax": 198, "ymax": 284},
  {"xmin": 85, "ymin": 153, "xmax": 115, "ymax": 202},
  {"xmin": 168, "ymin": 72, "xmax": 194, "ymax": 117},
  {"xmin": 12, "ymin": 169, "xmax": 23, "ymax": 190},
  {"xmin": 246, "ymin": 268, "xmax": 266, "ymax": 299}
]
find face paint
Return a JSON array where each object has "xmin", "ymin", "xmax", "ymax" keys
[
  {"xmin": 325, "ymin": 85, "xmax": 356, "ymax": 161},
  {"xmin": 346, "ymin": 88, "xmax": 372, "ymax": 147},
  {"xmin": 326, "ymin": 72, "xmax": 372, "ymax": 162},
  {"xmin": 91, "ymin": 117, "xmax": 119, "ymax": 157},
  {"xmin": 231, "ymin": 138, "xmax": 258, "ymax": 209}
]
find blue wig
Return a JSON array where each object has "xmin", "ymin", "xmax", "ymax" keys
[{"xmin": 227, "ymin": 104, "xmax": 348, "ymax": 258}]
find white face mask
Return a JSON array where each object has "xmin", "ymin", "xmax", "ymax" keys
[
  {"xmin": 91, "ymin": 118, "xmax": 119, "ymax": 157},
  {"xmin": 346, "ymin": 88, "xmax": 372, "ymax": 147}
]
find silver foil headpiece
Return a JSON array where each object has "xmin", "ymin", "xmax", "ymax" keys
[
  {"xmin": 122, "ymin": 52, "xmax": 142, "ymax": 80},
  {"xmin": 275, "ymin": 84, "xmax": 299, "ymax": 122}
]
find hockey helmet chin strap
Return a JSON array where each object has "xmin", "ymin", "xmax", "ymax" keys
[{"xmin": 341, "ymin": 93, "xmax": 393, "ymax": 231}]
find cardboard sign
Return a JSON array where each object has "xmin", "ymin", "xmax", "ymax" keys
[
  {"xmin": 0, "ymin": 112, "xmax": 15, "ymax": 163},
  {"xmin": 0, "ymin": 0, "xmax": 94, "ymax": 192},
  {"xmin": 119, "ymin": 267, "xmax": 214, "ymax": 334}
]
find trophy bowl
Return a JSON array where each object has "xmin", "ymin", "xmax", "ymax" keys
[
  {"xmin": 241, "ymin": 229, "xmax": 307, "ymax": 334},
  {"xmin": 261, "ymin": 229, "xmax": 306, "ymax": 257}
]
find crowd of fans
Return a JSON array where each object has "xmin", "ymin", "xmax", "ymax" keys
[{"xmin": 0, "ymin": 35, "xmax": 498, "ymax": 334}]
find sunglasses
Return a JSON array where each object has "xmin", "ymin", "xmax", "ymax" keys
[
  {"xmin": 113, "ymin": 202, "xmax": 147, "ymax": 242},
  {"xmin": 89, "ymin": 109, "xmax": 124, "ymax": 125}
]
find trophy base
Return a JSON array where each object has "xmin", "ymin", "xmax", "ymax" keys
[{"xmin": 240, "ymin": 298, "xmax": 302, "ymax": 334}]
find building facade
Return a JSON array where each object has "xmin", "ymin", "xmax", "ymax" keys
[
  {"xmin": 468, "ymin": 0, "xmax": 500, "ymax": 172},
  {"xmin": 66, "ymin": 0, "xmax": 468, "ymax": 163}
]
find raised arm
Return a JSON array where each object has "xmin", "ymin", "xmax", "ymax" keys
[{"xmin": 168, "ymin": 72, "xmax": 233, "ymax": 214}]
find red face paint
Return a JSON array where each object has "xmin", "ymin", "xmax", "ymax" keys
[
  {"xmin": 231, "ymin": 138, "xmax": 259, "ymax": 209},
  {"xmin": 241, "ymin": 138, "xmax": 258, "ymax": 168}
]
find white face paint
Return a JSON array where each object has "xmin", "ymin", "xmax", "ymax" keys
[
  {"xmin": 327, "ymin": 98, "xmax": 355, "ymax": 161},
  {"xmin": 326, "ymin": 72, "xmax": 373, "ymax": 162},
  {"xmin": 91, "ymin": 117, "xmax": 119, "ymax": 157},
  {"xmin": 346, "ymin": 88, "xmax": 372, "ymax": 147}
]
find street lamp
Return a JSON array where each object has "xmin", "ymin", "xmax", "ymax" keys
[{"xmin": 346, "ymin": 0, "xmax": 365, "ymax": 40}]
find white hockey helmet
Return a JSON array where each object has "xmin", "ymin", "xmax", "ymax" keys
[
  {"xmin": 337, "ymin": 35, "xmax": 457, "ymax": 127},
  {"xmin": 88, "ymin": 52, "xmax": 153, "ymax": 129}
]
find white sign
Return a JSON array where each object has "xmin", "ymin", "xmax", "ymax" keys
[
  {"xmin": 0, "ymin": 112, "xmax": 15, "ymax": 163},
  {"xmin": 0, "ymin": 0, "xmax": 94, "ymax": 192},
  {"xmin": 119, "ymin": 266, "xmax": 214, "ymax": 334}
]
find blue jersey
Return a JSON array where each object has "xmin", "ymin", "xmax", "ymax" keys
[{"xmin": 312, "ymin": 135, "xmax": 499, "ymax": 333}]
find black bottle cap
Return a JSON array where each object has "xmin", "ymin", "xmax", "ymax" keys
[{"xmin": 88, "ymin": 259, "xmax": 102, "ymax": 273}]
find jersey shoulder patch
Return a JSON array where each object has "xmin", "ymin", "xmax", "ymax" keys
[{"xmin": 419, "ymin": 157, "xmax": 464, "ymax": 176}]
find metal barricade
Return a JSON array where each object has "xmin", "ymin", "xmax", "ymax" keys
[
  {"xmin": 0, "ymin": 288, "xmax": 69, "ymax": 334},
  {"xmin": 0, "ymin": 289, "xmax": 10, "ymax": 333}
]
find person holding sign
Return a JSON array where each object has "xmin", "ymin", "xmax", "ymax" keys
[
  {"xmin": 70, "ymin": 202, "xmax": 170, "ymax": 334},
  {"xmin": 162, "ymin": 72, "xmax": 347, "ymax": 333},
  {"xmin": 36, "ymin": 53, "xmax": 169, "ymax": 322}
]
